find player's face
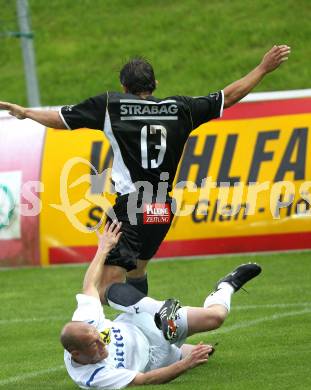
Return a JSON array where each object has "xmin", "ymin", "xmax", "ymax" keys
[{"xmin": 81, "ymin": 327, "xmax": 108, "ymax": 363}]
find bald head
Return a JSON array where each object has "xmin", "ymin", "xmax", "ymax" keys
[
  {"xmin": 60, "ymin": 321, "xmax": 108, "ymax": 364},
  {"xmin": 60, "ymin": 321, "xmax": 93, "ymax": 352}
]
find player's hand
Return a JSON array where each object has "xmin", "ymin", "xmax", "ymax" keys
[
  {"xmin": 259, "ymin": 45, "xmax": 291, "ymax": 74},
  {"xmin": 0, "ymin": 101, "xmax": 27, "ymax": 119},
  {"xmin": 183, "ymin": 342, "xmax": 212, "ymax": 369},
  {"xmin": 96, "ymin": 220, "xmax": 122, "ymax": 253}
]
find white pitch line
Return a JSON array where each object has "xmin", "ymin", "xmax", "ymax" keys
[
  {"xmin": 234, "ymin": 302, "xmax": 311, "ymax": 310},
  {"xmin": 0, "ymin": 316, "xmax": 67, "ymax": 325},
  {"xmin": 0, "ymin": 365, "xmax": 65, "ymax": 386},
  {"xmin": 213, "ymin": 308, "xmax": 311, "ymax": 335}
]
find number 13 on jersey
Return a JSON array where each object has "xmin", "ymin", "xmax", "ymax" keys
[{"xmin": 141, "ymin": 125, "xmax": 167, "ymax": 169}]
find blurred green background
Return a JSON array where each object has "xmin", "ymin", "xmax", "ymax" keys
[{"xmin": 1, "ymin": 0, "xmax": 310, "ymax": 106}]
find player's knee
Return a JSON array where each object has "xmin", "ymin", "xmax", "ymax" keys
[
  {"xmin": 99, "ymin": 280, "xmax": 125, "ymax": 304},
  {"xmin": 204, "ymin": 309, "xmax": 226, "ymax": 330},
  {"xmin": 98, "ymin": 267, "xmax": 126, "ymax": 304},
  {"xmin": 98, "ymin": 284, "xmax": 110, "ymax": 304},
  {"xmin": 212, "ymin": 312, "xmax": 226, "ymax": 328},
  {"xmin": 127, "ymin": 259, "xmax": 149, "ymax": 278}
]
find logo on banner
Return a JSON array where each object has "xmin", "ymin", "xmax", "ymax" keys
[
  {"xmin": 0, "ymin": 184, "xmax": 15, "ymax": 229},
  {"xmin": 143, "ymin": 203, "xmax": 171, "ymax": 224},
  {"xmin": 0, "ymin": 171, "xmax": 21, "ymax": 240}
]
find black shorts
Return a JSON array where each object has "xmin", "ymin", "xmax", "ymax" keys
[{"xmin": 105, "ymin": 192, "xmax": 175, "ymax": 271}]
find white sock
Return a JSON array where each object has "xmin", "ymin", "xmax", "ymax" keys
[
  {"xmin": 135, "ymin": 297, "xmax": 164, "ymax": 315},
  {"xmin": 203, "ymin": 282, "xmax": 234, "ymax": 312}
]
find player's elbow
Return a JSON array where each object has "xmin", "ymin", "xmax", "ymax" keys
[
  {"xmin": 223, "ymin": 91, "xmax": 238, "ymax": 109},
  {"xmin": 223, "ymin": 85, "xmax": 246, "ymax": 108},
  {"xmin": 54, "ymin": 112, "xmax": 68, "ymax": 129}
]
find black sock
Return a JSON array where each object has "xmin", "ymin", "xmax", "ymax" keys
[
  {"xmin": 126, "ymin": 274, "xmax": 148, "ymax": 295},
  {"xmin": 105, "ymin": 283, "xmax": 145, "ymax": 312},
  {"xmin": 105, "ymin": 282, "xmax": 163, "ymax": 315}
]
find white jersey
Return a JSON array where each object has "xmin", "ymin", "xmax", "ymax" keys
[{"xmin": 64, "ymin": 294, "xmax": 181, "ymax": 389}]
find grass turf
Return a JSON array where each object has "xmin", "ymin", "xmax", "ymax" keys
[
  {"xmin": 0, "ymin": 0, "xmax": 310, "ymax": 106},
  {"xmin": 0, "ymin": 251, "xmax": 311, "ymax": 389}
]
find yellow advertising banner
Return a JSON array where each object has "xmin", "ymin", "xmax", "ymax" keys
[
  {"xmin": 170, "ymin": 114, "xmax": 311, "ymax": 239},
  {"xmin": 40, "ymin": 112, "xmax": 311, "ymax": 265}
]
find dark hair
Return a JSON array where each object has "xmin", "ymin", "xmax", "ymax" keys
[{"xmin": 120, "ymin": 57, "xmax": 156, "ymax": 95}]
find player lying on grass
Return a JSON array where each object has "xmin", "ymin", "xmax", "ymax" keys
[
  {"xmin": 60, "ymin": 221, "xmax": 261, "ymax": 389},
  {"xmin": 1, "ymin": 45, "xmax": 288, "ymax": 310}
]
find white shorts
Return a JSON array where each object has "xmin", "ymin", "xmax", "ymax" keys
[{"xmin": 116, "ymin": 310, "xmax": 189, "ymax": 370}]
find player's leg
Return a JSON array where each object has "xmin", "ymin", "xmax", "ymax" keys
[
  {"xmin": 185, "ymin": 278, "xmax": 236, "ymax": 335},
  {"xmin": 105, "ymin": 270, "xmax": 178, "ymax": 318},
  {"xmin": 98, "ymin": 205, "xmax": 142, "ymax": 304},
  {"xmin": 98, "ymin": 224, "xmax": 140, "ymax": 305},
  {"xmin": 125, "ymin": 193, "xmax": 175, "ymax": 295},
  {"xmin": 157, "ymin": 263, "xmax": 262, "ymax": 341},
  {"xmin": 185, "ymin": 304, "xmax": 230, "ymax": 336},
  {"xmin": 104, "ymin": 194, "xmax": 173, "ymax": 308},
  {"xmin": 98, "ymin": 265, "xmax": 126, "ymax": 303},
  {"xmin": 104, "ymin": 238, "xmax": 155, "ymax": 310},
  {"xmin": 105, "ymin": 282, "xmax": 165, "ymax": 314},
  {"xmin": 106, "ymin": 221, "xmax": 172, "ymax": 309},
  {"xmin": 155, "ymin": 298, "xmax": 230, "ymax": 342}
]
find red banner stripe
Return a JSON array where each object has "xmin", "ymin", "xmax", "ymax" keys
[
  {"xmin": 49, "ymin": 231, "xmax": 311, "ymax": 264},
  {"xmin": 221, "ymin": 98, "xmax": 311, "ymax": 120}
]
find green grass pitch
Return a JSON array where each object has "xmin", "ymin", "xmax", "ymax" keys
[
  {"xmin": 1, "ymin": 0, "xmax": 310, "ymax": 106},
  {"xmin": 1, "ymin": 251, "xmax": 311, "ymax": 389}
]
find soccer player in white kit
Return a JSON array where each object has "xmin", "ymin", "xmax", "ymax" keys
[{"xmin": 60, "ymin": 221, "xmax": 261, "ymax": 389}]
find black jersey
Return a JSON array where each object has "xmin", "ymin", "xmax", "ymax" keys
[{"xmin": 59, "ymin": 91, "xmax": 223, "ymax": 195}]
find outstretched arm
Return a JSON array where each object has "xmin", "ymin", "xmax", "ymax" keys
[
  {"xmin": 0, "ymin": 101, "xmax": 66, "ymax": 129},
  {"xmin": 223, "ymin": 44, "xmax": 291, "ymax": 108},
  {"xmin": 83, "ymin": 221, "xmax": 122, "ymax": 298},
  {"xmin": 131, "ymin": 343, "xmax": 213, "ymax": 386}
]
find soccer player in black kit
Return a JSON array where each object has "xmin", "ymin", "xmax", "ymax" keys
[{"xmin": 0, "ymin": 44, "xmax": 290, "ymax": 338}]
